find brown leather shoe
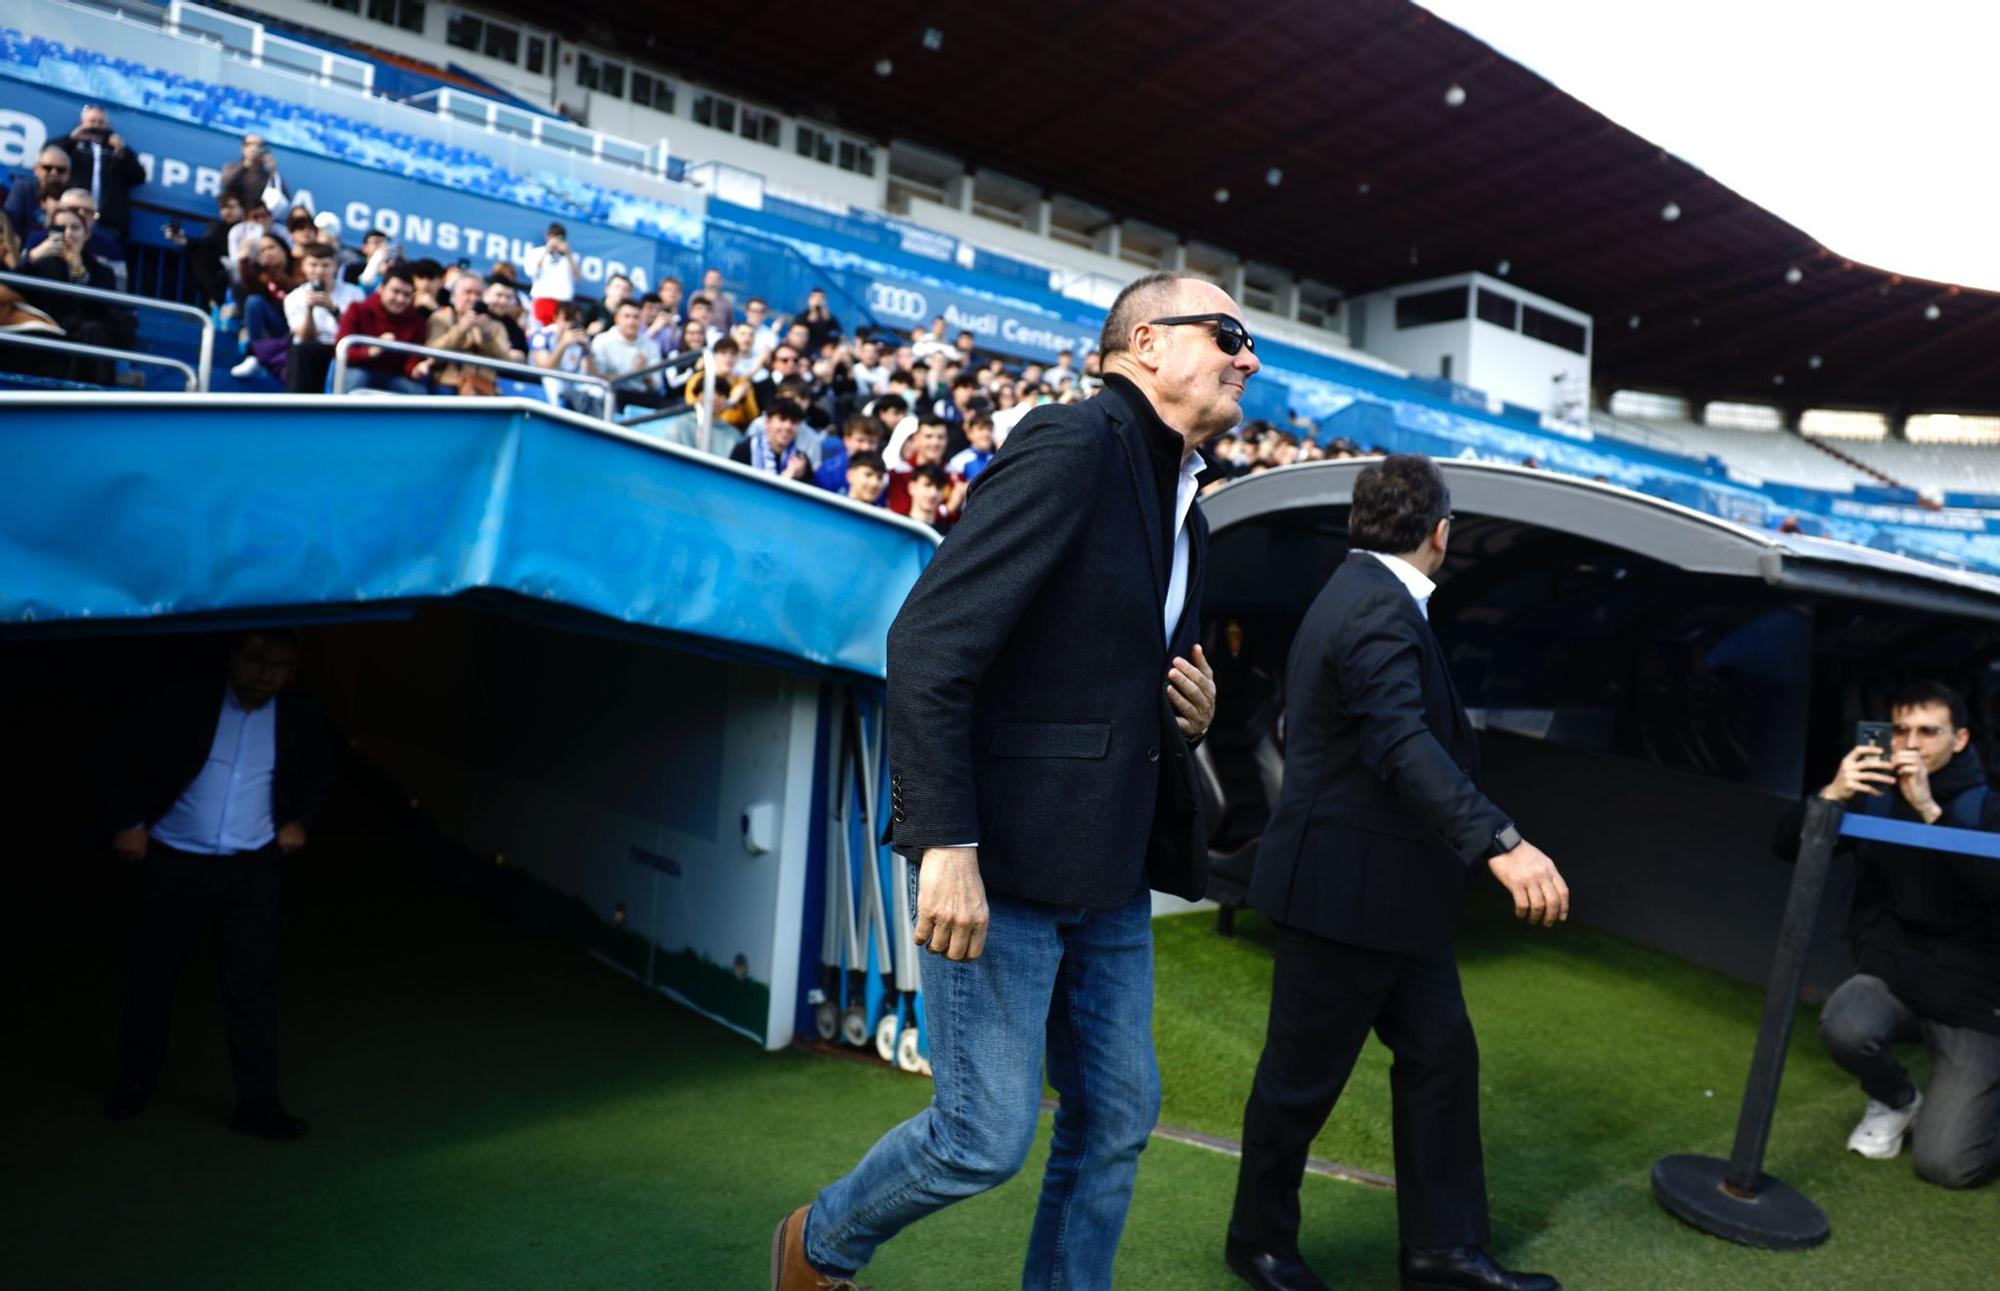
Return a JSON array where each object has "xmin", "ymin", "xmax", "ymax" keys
[{"xmin": 771, "ymin": 1204, "xmax": 863, "ymax": 1289}]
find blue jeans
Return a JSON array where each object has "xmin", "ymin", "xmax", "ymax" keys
[
  {"xmin": 806, "ymin": 882, "xmax": 1160, "ymax": 1289},
  {"xmin": 340, "ymin": 367, "xmax": 429, "ymax": 395},
  {"xmin": 242, "ymin": 293, "xmax": 285, "ymax": 341}
]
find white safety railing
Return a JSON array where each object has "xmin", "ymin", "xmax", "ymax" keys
[
  {"xmin": 0, "ymin": 268, "xmax": 214, "ymax": 389},
  {"xmin": 412, "ymin": 88, "xmax": 670, "ymax": 180},
  {"xmin": 166, "ymin": 1, "xmax": 373, "ymax": 91},
  {"xmin": 329, "ymin": 334, "xmax": 616, "ymax": 415},
  {"xmin": 0, "ymin": 331, "xmax": 198, "ymax": 390}
]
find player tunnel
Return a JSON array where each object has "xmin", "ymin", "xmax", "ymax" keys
[{"xmin": 1196, "ymin": 459, "xmax": 2000, "ymax": 990}]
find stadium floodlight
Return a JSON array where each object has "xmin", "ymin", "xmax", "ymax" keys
[
  {"xmin": 1357, "ymin": 181, "xmax": 1371, "ymax": 195},
  {"xmin": 1444, "ymin": 83, "xmax": 1468, "ymax": 107},
  {"xmin": 1496, "ymin": 259, "xmax": 1511, "ymax": 277},
  {"xmin": 1808, "ymin": 354, "xmax": 1823, "ymax": 370},
  {"xmin": 1661, "ymin": 201, "xmax": 1682, "ymax": 222},
  {"xmin": 1214, "ymin": 188, "xmax": 1230, "ymax": 203},
  {"xmin": 1925, "ymin": 303, "xmax": 1943, "ymax": 321},
  {"xmin": 922, "ymin": 27, "xmax": 943, "ymax": 50},
  {"xmin": 1772, "ymin": 374, "xmax": 1786, "ymax": 386},
  {"xmin": 875, "ymin": 58, "xmax": 893, "ymax": 77},
  {"xmin": 1266, "ymin": 167, "xmax": 1283, "ymax": 187},
  {"xmin": 1785, "ymin": 267, "xmax": 1804, "ymax": 285},
  {"xmin": 1628, "ymin": 314, "xmax": 1642, "ymax": 329}
]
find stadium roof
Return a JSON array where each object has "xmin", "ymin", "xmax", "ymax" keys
[{"xmin": 557, "ymin": 0, "xmax": 2000, "ymax": 413}]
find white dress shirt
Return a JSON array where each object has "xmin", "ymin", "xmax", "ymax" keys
[
  {"xmin": 1163, "ymin": 450, "xmax": 1204, "ymax": 643},
  {"xmin": 1363, "ymin": 549, "xmax": 1437, "ymax": 620},
  {"xmin": 151, "ymin": 686, "xmax": 278, "ymax": 854}
]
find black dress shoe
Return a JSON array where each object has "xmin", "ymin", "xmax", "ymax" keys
[
  {"xmin": 1400, "ymin": 1246, "xmax": 1559, "ymax": 1291},
  {"xmin": 1225, "ymin": 1235, "xmax": 1331, "ymax": 1291},
  {"xmin": 103, "ymin": 1088, "xmax": 148, "ymax": 1120},
  {"xmin": 229, "ymin": 1102, "xmax": 310, "ymax": 1141}
]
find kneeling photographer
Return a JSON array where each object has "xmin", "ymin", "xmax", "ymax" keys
[{"xmin": 1773, "ymin": 680, "xmax": 2000, "ymax": 1189}]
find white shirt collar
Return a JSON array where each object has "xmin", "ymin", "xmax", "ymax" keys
[{"xmin": 1363, "ymin": 550, "xmax": 1436, "ymax": 619}]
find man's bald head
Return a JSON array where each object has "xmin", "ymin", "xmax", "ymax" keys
[{"xmin": 1099, "ymin": 271, "xmax": 1215, "ymax": 357}]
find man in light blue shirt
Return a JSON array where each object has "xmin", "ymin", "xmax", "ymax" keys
[{"xmin": 105, "ymin": 631, "xmax": 334, "ymax": 1140}]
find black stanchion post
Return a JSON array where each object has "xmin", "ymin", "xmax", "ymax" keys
[{"xmin": 1650, "ymin": 795, "xmax": 1838, "ymax": 1249}]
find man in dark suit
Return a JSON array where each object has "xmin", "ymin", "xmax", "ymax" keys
[
  {"xmin": 102, "ymin": 631, "xmax": 335, "ymax": 1140},
  {"xmin": 772, "ymin": 272, "xmax": 1257, "ymax": 1289},
  {"xmin": 1228, "ymin": 455, "xmax": 1570, "ymax": 1291},
  {"xmin": 58, "ymin": 105, "xmax": 148, "ymax": 246}
]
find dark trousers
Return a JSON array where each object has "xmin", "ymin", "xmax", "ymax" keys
[
  {"xmin": 286, "ymin": 340, "xmax": 333, "ymax": 393},
  {"xmin": 1233, "ymin": 923, "xmax": 1490, "ymax": 1254},
  {"xmin": 115, "ymin": 841, "xmax": 283, "ymax": 1107},
  {"xmin": 1821, "ymin": 973, "xmax": 2000, "ymax": 1189}
]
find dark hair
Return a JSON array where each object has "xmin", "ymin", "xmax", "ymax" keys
[
  {"xmin": 712, "ymin": 336, "xmax": 740, "ymax": 356},
  {"xmin": 911, "ymin": 464, "xmax": 950, "ymax": 490},
  {"xmin": 546, "ymin": 222, "xmax": 567, "ymax": 237},
  {"xmin": 1348, "ymin": 454, "xmax": 1451, "ymax": 554},
  {"xmin": 966, "ymin": 411, "xmax": 994, "ymax": 430},
  {"xmin": 848, "ymin": 452, "xmax": 887, "ymax": 475},
  {"xmin": 1890, "ymin": 680, "xmax": 1971, "ymax": 731},
  {"xmin": 874, "ymin": 394, "xmax": 909, "ymax": 416},
  {"xmin": 409, "ymin": 257, "xmax": 444, "ymax": 279},
  {"xmin": 607, "ymin": 273, "xmax": 632, "ymax": 288},
  {"xmin": 660, "ymin": 275, "xmax": 682, "ymax": 289},
  {"xmin": 361, "ymin": 228, "xmax": 388, "ymax": 244},
  {"xmin": 382, "ymin": 266, "xmax": 415, "ymax": 288},
  {"xmin": 767, "ymin": 397, "xmax": 807, "ymax": 424},
  {"xmin": 1099, "ymin": 270, "xmax": 1203, "ymax": 355},
  {"xmin": 613, "ymin": 299, "xmax": 640, "ymax": 316},
  {"xmin": 296, "ymin": 241, "xmax": 335, "ymax": 261},
  {"xmin": 951, "ymin": 373, "xmax": 979, "ymax": 390},
  {"xmin": 917, "ymin": 413, "xmax": 950, "ymax": 431},
  {"xmin": 843, "ymin": 414, "xmax": 883, "ymax": 441}
]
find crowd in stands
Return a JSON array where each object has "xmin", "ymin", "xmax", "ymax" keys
[{"xmin": 0, "ymin": 107, "xmax": 1369, "ymax": 517}]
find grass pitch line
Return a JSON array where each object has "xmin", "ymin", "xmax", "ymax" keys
[{"xmin": 1035, "ymin": 1097, "xmax": 1398, "ymax": 1191}]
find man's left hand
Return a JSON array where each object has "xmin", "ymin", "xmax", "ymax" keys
[
  {"xmin": 276, "ymin": 822, "xmax": 307, "ymax": 854},
  {"xmin": 1168, "ymin": 644, "xmax": 1217, "ymax": 742},
  {"xmin": 1892, "ymin": 750, "xmax": 1942, "ymax": 821}
]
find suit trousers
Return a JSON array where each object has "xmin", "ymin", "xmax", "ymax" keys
[
  {"xmin": 1232, "ymin": 923, "xmax": 1490, "ymax": 1254},
  {"xmin": 115, "ymin": 841, "xmax": 284, "ymax": 1107}
]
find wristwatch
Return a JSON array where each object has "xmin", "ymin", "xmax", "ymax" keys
[{"xmin": 1488, "ymin": 823, "xmax": 1523, "ymax": 857}]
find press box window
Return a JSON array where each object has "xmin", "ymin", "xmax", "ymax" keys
[
  {"xmin": 1521, "ymin": 305, "xmax": 1588, "ymax": 355},
  {"xmin": 1476, "ymin": 288, "xmax": 1519, "ymax": 330},
  {"xmin": 632, "ymin": 71, "xmax": 673, "ymax": 111},
  {"xmin": 365, "ymin": 0, "xmax": 425, "ymax": 32},
  {"xmin": 598, "ymin": 61, "xmax": 625, "ymax": 98},
  {"xmin": 577, "ymin": 53, "xmax": 600, "ymax": 91},
  {"xmin": 693, "ymin": 93, "xmax": 737, "ymax": 134},
  {"xmin": 445, "ymin": 12, "xmax": 481, "ymax": 51},
  {"xmin": 482, "ymin": 24, "xmax": 518, "ymax": 64},
  {"xmin": 740, "ymin": 106, "xmax": 782, "ymax": 147},
  {"xmin": 524, "ymin": 36, "xmax": 546, "ymax": 75},
  {"xmin": 1395, "ymin": 286, "xmax": 1469, "ymax": 329}
]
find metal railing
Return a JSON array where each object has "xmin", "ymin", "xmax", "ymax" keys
[
  {"xmin": 0, "ymin": 269, "xmax": 214, "ymax": 390},
  {"xmin": 608, "ymin": 344, "xmax": 715, "ymax": 452},
  {"xmin": 412, "ymin": 88, "xmax": 671, "ymax": 180},
  {"xmin": 329, "ymin": 335, "xmax": 617, "ymax": 414},
  {"xmin": 0, "ymin": 331, "xmax": 198, "ymax": 390}
]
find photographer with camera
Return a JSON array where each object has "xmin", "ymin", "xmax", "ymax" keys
[
  {"xmin": 280, "ymin": 242, "xmax": 362, "ymax": 393},
  {"xmin": 59, "ymin": 105, "xmax": 147, "ymax": 245},
  {"xmin": 1774, "ymin": 680, "xmax": 2000, "ymax": 1189},
  {"xmin": 426, "ymin": 271, "xmax": 519, "ymax": 396},
  {"xmin": 523, "ymin": 222, "xmax": 580, "ymax": 329}
]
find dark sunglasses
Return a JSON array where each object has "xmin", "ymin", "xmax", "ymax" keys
[
  {"xmin": 1148, "ymin": 313, "xmax": 1256, "ymax": 355},
  {"xmin": 36, "ymin": 162, "xmax": 70, "ymax": 172}
]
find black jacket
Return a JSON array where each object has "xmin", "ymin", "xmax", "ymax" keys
[
  {"xmin": 1249, "ymin": 552, "xmax": 1510, "ymax": 956},
  {"xmin": 102, "ymin": 684, "xmax": 338, "ymax": 840},
  {"xmin": 885, "ymin": 376, "xmax": 1207, "ymax": 907},
  {"xmin": 1773, "ymin": 747, "xmax": 2000, "ymax": 1034},
  {"xmin": 57, "ymin": 134, "xmax": 147, "ymax": 238}
]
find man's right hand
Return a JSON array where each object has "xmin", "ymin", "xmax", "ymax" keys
[
  {"xmin": 1821, "ymin": 744, "xmax": 1896, "ymax": 802},
  {"xmin": 1488, "ymin": 839, "xmax": 1569, "ymax": 927},
  {"xmin": 112, "ymin": 824, "xmax": 148, "ymax": 861},
  {"xmin": 913, "ymin": 846, "xmax": 988, "ymax": 961}
]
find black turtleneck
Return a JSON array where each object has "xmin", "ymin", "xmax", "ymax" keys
[{"xmin": 1102, "ymin": 372, "xmax": 1186, "ymax": 563}]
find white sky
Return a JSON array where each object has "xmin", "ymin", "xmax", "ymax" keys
[{"xmin": 1415, "ymin": 1, "xmax": 2000, "ymax": 289}]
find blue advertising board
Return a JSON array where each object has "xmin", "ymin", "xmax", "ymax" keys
[{"xmin": 0, "ymin": 78, "xmax": 664, "ymax": 290}]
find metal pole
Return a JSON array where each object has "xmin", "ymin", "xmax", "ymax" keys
[
  {"xmin": 0, "ymin": 269, "xmax": 214, "ymax": 390},
  {"xmin": 0, "ymin": 331, "xmax": 199, "ymax": 390}
]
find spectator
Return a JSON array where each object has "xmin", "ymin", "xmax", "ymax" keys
[
  {"xmin": 947, "ymin": 411, "xmax": 997, "ymax": 482},
  {"xmin": 912, "ymin": 315, "xmax": 953, "ymax": 361},
  {"xmin": 654, "ymin": 274, "xmax": 684, "ymax": 332},
  {"xmin": 219, "ymin": 134, "xmax": 284, "ymax": 214},
  {"xmin": 426, "ymin": 271, "xmax": 519, "ymax": 395},
  {"xmin": 953, "ymin": 329, "xmax": 977, "ymax": 364},
  {"xmin": 22, "ymin": 203, "xmax": 129, "ymax": 384},
  {"xmin": 852, "ymin": 336, "xmax": 891, "ymax": 398},
  {"xmin": 842, "ymin": 451, "xmax": 889, "ymax": 505},
  {"xmin": 1047, "ymin": 348, "xmax": 1078, "ymax": 388},
  {"xmin": 334, "ymin": 266, "xmax": 432, "ymax": 394},
  {"xmin": 683, "ymin": 335, "xmax": 757, "ymax": 429},
  {"xmin": 662, "ymin": 317, "xmax": 710, "ymax": 389},
  {"xmin": 743, "ymin": 297, "xmax": 779, "ymax": 360},
  {"xmin": 407, "ymin": 259, "xmax": 444, "ymax": 315},
  {"xmin": 310, "ymin": 210, "xmax": 356, "ymax": 279},
  {"xmin": 4, "ymin": 144, "xmax": 71, "ymax": 240},
  {"xmin": 798, "ymin": 286, "xmax": 842, "ymax": 353},
  {"xmin": 728, "ymin": 322, "xmax": 760, "ymax": 376},
  {"xmin": 227, "ymin": 235, "xmax": 299, "ymax": 381},
  {"xmin": 885, "ymin": 416, "xmax": 964, "ymax": 522},
  {"xmin": 165, "ymin": 192, "xmax": 243, "ymax": 312},
  {"xmin": 686, "ymin": 293, "xmax": 721, "ymax": 344},
  {"xmin": 281, "ymin": 242, "xmax": 363, "ymax": 393},
  {"xmin": 482, "ymin": 279, "xmax": 530, "ymax": 353},
  {"xmin": 935, "ymin": 371, "xmax": 980, "ymax": 433},
  {"xmin": 226, "ymin": 201, "xmax": 276, "ymax": 279},
  {"xmin": 816, "ymin": 414, "xmax": 885, "ymax": 492},
  {"xmin": 1775, "ymin": 680, "xmax": 2000, "ymax": 1189},
  {"xmin": 100, "ymin": 630, "xmax": 335, "ymax": 1141},
  {"xmin": 342, "ymin": 229, "xmax": 396, "ymax": 292},
  {"xmin": 904, "ymin": 463, "xmax": 951, "ymax": 534},
  {"xmin": 590, "ymin": 299, "xmax": 664, "ymax": 407},
  {"xmin": 729, "ymin": 397, "xmax": 812, "ymax": 480},
  {"xmin": 522, "ymin": 222, "xmax": 579, "ymax": 327},
  {"xmin": 58, "ymin": 104, "xmax": 146, "ymax": 243},
  {"xmin": 700, "ymin": 266, "xmax": 735, "ymax": 327},
  {"xmin": 581, "ymin": 273, "xmax": 634, "ymax": 336},
  {"xmin": 0, "ymin": 209, "xmax": 19, "ymax": 272},
  {"xmin": 30, "ymin": 188, "xmax": 127, "ymax": 281},
  {"xmin": 530, "ymin": 300, "xmax": 599, "ymax": 412}
]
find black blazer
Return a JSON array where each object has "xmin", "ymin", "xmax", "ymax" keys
[
  {"xmin": 102, "ymin": 684, "xmax": 337, "ymax": 840},
  {"xmin": 886, "ymin": 377, "xmax": 1208, "ymax": 907},
  {"xmin": 1248, "ymin": 552, "xmax": 1509, "ymax": 955}
]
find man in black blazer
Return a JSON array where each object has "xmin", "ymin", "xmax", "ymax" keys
[
  {"xmin": 1228, "ymin": 456, "xmax": 1570, "ymax": 1291},
  {"xmin": 102, "ymin": 631, "xmax": 335, "ymax": 1140},
  {"xmin": 773, "ymin": 273, "xmax": 1256, "ymax": 1289}
]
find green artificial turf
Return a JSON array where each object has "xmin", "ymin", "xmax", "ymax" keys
[{"xmin": 3, "ymin": 812, "xmax": 1993, "ymax": 1289}]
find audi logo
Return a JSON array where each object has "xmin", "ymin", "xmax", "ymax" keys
[{"xmin": 867, "ymin": 283, "xmax": 929, "ymax": 319}]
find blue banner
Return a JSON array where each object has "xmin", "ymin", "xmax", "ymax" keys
[
  {"xmin": 1839, "ymin": 812, "xmax": 2000, "ymax": 860},
  {"xmin": 0, "ymin": 77, "xmax": 662, "ymax": 290}
]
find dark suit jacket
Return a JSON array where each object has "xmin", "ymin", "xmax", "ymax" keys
[
  {"xmin": 1248, "ymin": 552, "xmax": 1509, "ymax": 955},
  {"xmin": 58, "ymin": 135, "xmax": 147, "ymax": 238},
  {"xmin": 886, "ymin": 376, "xmax": 1207, "ymax": 907},
  {"xmin": 102, "ymin": 684, "xmax": 338, "ymax": 841}
]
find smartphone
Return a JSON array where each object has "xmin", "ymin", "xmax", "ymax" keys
[{"xmin": 1855, "ymin": 720, "xmax": 1893, "ymax": 753}]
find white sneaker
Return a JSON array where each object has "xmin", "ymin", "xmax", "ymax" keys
[
  {"xmin": 1846, "ymin": 1089, "xmax": 1921, "ymax": 1159},
  {"xmin": 230, "ymin": 354, "xmax": 262, "ymax": 380}
]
